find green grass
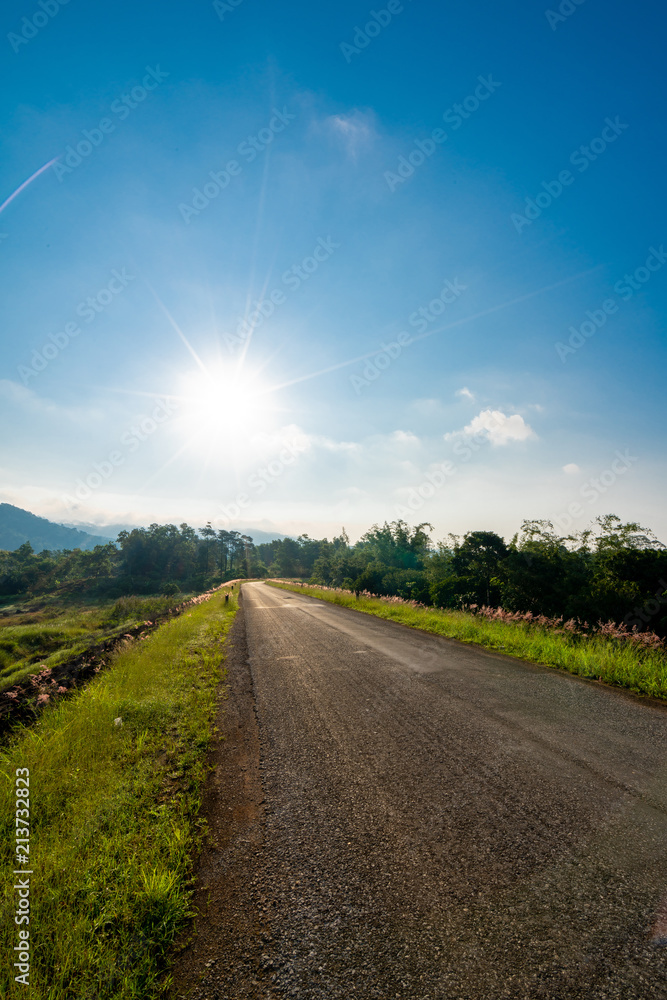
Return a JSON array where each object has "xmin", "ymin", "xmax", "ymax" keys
[
  {"xmin": 0, "ymin": 595, "xmax": 188, "ymax": 695},
  {"xmin": 104, "ymin": 595, "xmax": 186, "ymax": 625},
  {"xmin": 0, "ymin": 585, "xmax": 238, "ymax": 999},
  {"xmin": 266, "ymin": 581, "xmax": 667, "ymax": 700}
]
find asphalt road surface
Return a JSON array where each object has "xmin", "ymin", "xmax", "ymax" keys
[{"xmin": 173, "ymin": 581, "xmax": 667, "ymax": 1000}]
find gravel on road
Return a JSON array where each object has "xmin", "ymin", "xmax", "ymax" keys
[{"xmin": 171, "ymin": 581, "xmax": 667, "ymax": 999}]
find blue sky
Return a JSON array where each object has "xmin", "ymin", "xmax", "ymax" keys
[{"xmin": 1, "ymin": 0, "xmax": 665, "ymax": 544}]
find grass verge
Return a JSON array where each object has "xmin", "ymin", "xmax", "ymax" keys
[
  {"xmin": 0, "ymin": 594, "xmax": 190, "ymax": 695},
  {"xmin": 266, "ymin": 581, "xmax": 667, "ymax": 700},
  {"xmin": 0, "ymin": 585, "xmax": 238, "ymax": 998}
]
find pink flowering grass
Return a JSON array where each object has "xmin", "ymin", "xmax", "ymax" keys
[
  {"xmin": 266, "ymin": 580, "xmax": 667, "ymax": 700},
  {"xmin": 466, "ymin": 604, "xmax": 665, "ymax": 651}
]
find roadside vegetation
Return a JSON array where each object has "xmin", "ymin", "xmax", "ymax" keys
[
  {"xmin": 258, "ymin": 515, "xmax": 667, "ymax": 641},
  {"xmin": 0, "ymin": 525, "xmax": 262, "ymax": 605},
  {"xmin": 267, "ymin": 581, "xmax": 667, "ymax": 700},
  {"xmin": 3, "ymin": 512, "xmax": 665, "ymax": 642},
  {"xmin": 2, "ymin": 509, "xmax": 665, "ymax": 706},
  {"xmin": 0, "ymin": 592, "xmax": 187, "ymax": 696},
  {"xmin": 0, "ymin": 585, "xmax": 238, "ymax": 999}
]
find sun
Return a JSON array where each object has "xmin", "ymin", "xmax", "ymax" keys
[{"xmin": 176, "ymin": 364, "xmax": 275, "ymax": 440}]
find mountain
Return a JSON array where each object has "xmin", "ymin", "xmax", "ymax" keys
[
  {"xmin": 237, "ymin": 528, "xmax": 286, "ymax": 544},
  {"xmin": 63, "ymin": 521, "xmax": 286, "ymax": 545},
  {"xmin": 0, "ymin": 505, "xmax": 115, "ymax": 553},
  {"xmin": 61, "ymin": 520, "xmax": 138, "ymax": 540}
]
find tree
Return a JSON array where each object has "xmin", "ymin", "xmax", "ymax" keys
[
  {"xmin": 217, "ymin": 529, "xmax": 232, "ymax": 575},
  {"xmin": 276, "ymin": 537, "xmax": 301, "ymax": 577},
  {"xmin": 452, "ymin": 531, "xmax": 508, "ymax": 606},
  {"xmin": 501, "ymin": 520, "xmax": 589, "ymax": 618},
  {"xmin": 359, "ymin": 521, "xmax": 433, "ymax": 570},
  {"xmin": 589, "ymin": 515, "xmax": 667, "ymax": 625},
  {"xmin": 199, "ymin": 522, "xmax": 216, "ymax": 574}
]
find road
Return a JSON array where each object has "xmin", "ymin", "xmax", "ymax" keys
[{"xmin": 172, "ymin": 581, "xmax": 667, "ymax": 1000}]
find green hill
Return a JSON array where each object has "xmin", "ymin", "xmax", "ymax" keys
[{"xmin": 0, "ymin": 504, "xmax": 114, "ymax": 553}]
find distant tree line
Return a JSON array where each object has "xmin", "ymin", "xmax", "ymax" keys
[
  {"xmin": 1, "ymin": 515, "xmax": 665, "ymax": 636},
  {"xmin": 255, "ymin": 515, "xmax": 667, "ymax": 637},
  {"xmin": 0, "ymin": 523, "xmax": 263, "ymax": 599}
]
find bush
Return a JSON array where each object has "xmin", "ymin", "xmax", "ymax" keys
[
  {"xmin": 429, "ymin": 575, "xmax": 459, "ymax": 608},
  {"xmin": 105, "ymin": 595, "xmax": 182, "ymax": 625}
]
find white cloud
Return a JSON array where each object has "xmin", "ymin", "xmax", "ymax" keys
[
  {"xmin": 0, "ymin": 379, "xmax": 59, "ymax": 415},
  {"xmin": 317, "ymin": 437, "xmax": 361, "ymax": 453},
  {"xmin": 324, "ymin": 109, "xmax": 376, "ymax": 159},
  {"xmin": 0, "ymin": 379, "xmax": 102, "ymax": 422},
  {"xmin": 303, "ymin": 431, "xmax": 361, "ymax": 455},
  {"xmin": 445, "ymin": 408, "xmax": 536, "ymax": 446},
  {"xmin": 248, "ymin": 424, "xmax": 312, "ymax": 454},
  {"xmin": 563, "ymin": 463, "xmax": 580, "ymax": 475},
  {"xmin": 409, "ymin": 398, "xmax": 443, "ymax": 417},
  {"xmin": 456, "ymin": 386, "xmax": 475, "ymax": 402},
  {"xmin": 391, "ymin": 430, "xmax": 420, "ymax": 445}
]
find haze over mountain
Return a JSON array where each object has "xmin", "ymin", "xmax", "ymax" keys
[
  {"xmin": 0, "ymin": 503, "xmax": 114, "ymax": 553},
  {"xmin": 62, "ymin": 520, "xmax": 285, "ymax": 546},
  {"xmin": 0, "ymin": 505, "xmax": 286, "ymax": 553}
]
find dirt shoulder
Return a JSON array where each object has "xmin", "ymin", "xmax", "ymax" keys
[{"xmin": 169, "ymin": 596, "xmax": 273, "ymax": 1000}]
